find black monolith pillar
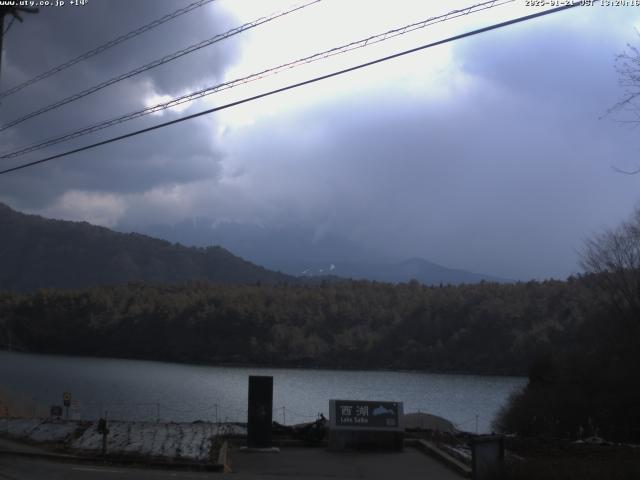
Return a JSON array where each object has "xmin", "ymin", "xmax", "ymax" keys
[{"xmin": 247, "ymin": 375, "xmax": 273, "ymax": 448}]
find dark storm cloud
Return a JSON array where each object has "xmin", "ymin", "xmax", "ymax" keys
[
  {"xmin": 1, "ymin": 3, "xmax": 639, "ymax": 279},
  {"xmin": 186, "ymin": 6, "xmax": 640, "ymax": 280},
  {"xmin": 0, "ymin": 0, "xmax": 238, "ymax": 208},
  {"xmin": 2, "ymin": 0, "xmax": 238, "ymax": 94}
]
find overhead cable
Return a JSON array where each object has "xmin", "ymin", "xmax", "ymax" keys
[
  {"xmin": 0, "ymin": 0, "xmax": 512, "ymax": 159},
  {"xmin": 0, "ymin": 0, "xmax": 218, "ymax": 100},
  {"xmin": 3, "ymin": 16, "xmax": 16, "ymax": 35},
  {"xmin": 0, "ymin": 3, "xmax": 581, "ymax": 177},
  {"xmin": 0, "ymin": 0, "xmax": 321, "ymax": 132}
]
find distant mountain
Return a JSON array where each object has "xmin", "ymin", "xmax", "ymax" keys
[
  {"xmin": 128, "ymin": 219, "xmax": 509, "ymax": 285},
  {"xmin": 0, "ymin": 203, "xmax": 294, "ymax": 292},
  {"xmin": 126, "ymin": 218, "xmax": 376, "ymax": 265},
  {"xmin": 266, "ymin": 258, "xmax": 509, "ymax": 285}
]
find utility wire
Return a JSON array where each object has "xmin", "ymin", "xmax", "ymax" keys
[
  {"xmin": 0, "ymin": 0, "xmax": 321, "ymax": 132},
  {"xmin": 0, "ymin": 0, "xmax": 512, "ymax": 159},
  {"xmin": 0, "ymin": 0, "xmax": 217, "ymax": 100},
  {"xmin": 3, "ymin": 16, "xmax": 15, "ymax": 35},
  {"xmin": 0, "ymin": 3, "xmax": 580, "ymax": 177}
]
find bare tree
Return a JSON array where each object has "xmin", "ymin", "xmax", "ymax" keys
[
  {"xmin": 580, "ymin": 208, "xmax": 640, "ymax": 323},
  {"xmin": 608, "ymin": 41, "xmax": 640, "ymax": 174}
]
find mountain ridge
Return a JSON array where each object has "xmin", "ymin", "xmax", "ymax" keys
[
  {"xmin": 271, "ymin": 257, "xmax": 510, "ymax": 284},
  {"xmin": 0, "ymin": 203, "xmax": 294, "ymax": 291},
  {"xmin": 128, "ymin": 219, "xmax": 510, "ymax": 285}
]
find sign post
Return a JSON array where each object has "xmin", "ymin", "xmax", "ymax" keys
[
  {"xmin": 70, "ymin": 400, "xmax": 81, "ymax": 420},
  {"xmin": 97, "ymin": 413, "xmax": 109, "ymax": 456},
  {"xmin": 62, "ymin": 392, "xmax": 71, "ymax": 420},
  {"xmin": 329, "ymin": 399, "xmax": 404, "ymax": 451}
]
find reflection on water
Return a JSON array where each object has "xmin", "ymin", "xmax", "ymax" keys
[{"xmin": 0, "ymin": 351, "xmax": 525, "ymax": 433}]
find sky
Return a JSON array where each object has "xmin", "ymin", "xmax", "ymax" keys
[{"xmin": 1, "ymin": 0, "xmax": 639, "ymax": 280}]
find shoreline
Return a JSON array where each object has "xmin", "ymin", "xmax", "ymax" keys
[{"xmin": 0, "ymin": 348, "xmax": 528, "ymax": 379}]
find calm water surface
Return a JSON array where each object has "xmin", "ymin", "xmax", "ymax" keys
[{"xmin": 0, "ymin": 351, "xmax": 526, "ymax": 433}]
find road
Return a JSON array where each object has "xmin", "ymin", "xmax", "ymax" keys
[
  {"xmin": 229, "ymin": 446, "xmax": 464, "ymax": 479},
  {"xmin": 0, "ymin": 447, "xmax": 464, "ymax": 480},
  {"xmin": 0, "ymin": 455, "xmax": 220, "ymax": 480}
]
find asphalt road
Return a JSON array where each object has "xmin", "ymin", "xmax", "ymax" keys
[
  {"xmin": 0, "ymin": 447, "xmax": 464, "ymax": 480},
  {"xmin": 0, "ymin": 455, "xmax": 220, "ymax": 480},
  {"xmin": 229, "ymin": 446, "xmax": 464, "ymax": 479}
]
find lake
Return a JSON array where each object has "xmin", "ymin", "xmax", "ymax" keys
[{"xmin": 0, "ymin": 351, "xmax": 526, "ymax": 433}]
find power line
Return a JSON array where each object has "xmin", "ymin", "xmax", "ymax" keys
[
  {"xmin": 0, "ymin": 0, "xmax": 512, "ymax": 160},
  {"xmin": 0, "ymin": 3, "xmax": 580, "ymax": 177},
  {"xmin": 0, "ymin": 6, "xmax": 39, "ymax": 84},
  {"xmin": 0, "ymin": 0, "xmax": 217, "ymax": 100},
  {"xmin": 3, "ymin": 16, "xmax": 15, "ymax": 35},
  {"xmin": 0, "ymin": 0, "xmax": 321, "ymax": 132}
]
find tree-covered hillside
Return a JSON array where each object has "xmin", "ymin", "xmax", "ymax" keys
[
  {"xmin": 0, "ymin": 277, "xmax": 597, "ymax": 375},
  {"xmin": 495, "ymin": 208, "xmax": 640, "ymax": 443},
  {"xmin": 0, "ymin": 203, "xmax": 293, "ymax": 291}
]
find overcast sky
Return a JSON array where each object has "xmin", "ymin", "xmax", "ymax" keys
[{"xmin": 1, "ymin": 0, "xmax": 639, "ymax": 280}]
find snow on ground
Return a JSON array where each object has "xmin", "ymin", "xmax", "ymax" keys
[
  {"xmin": 0, "ymin": 418, "xmax": 77, "ymax": 443},
  {"xmin": 71, "ymin": 420, "xmax": 244, "ymax": 461},
  {"xmin": 0, "ymin": 418, "xmax": 247, "ymax": 461},
  {"xmin": 441, "ymin": 443, "xmax": 472, "ymax": 462}
]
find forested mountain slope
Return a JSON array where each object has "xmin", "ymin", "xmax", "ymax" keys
[
  {"xmin": 0, "ymin": 277, "xmax": 595, "ymax": 375},
  {"xmin": 0, "ymin": 203, "xmax": 293, "ymax": 291}
]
